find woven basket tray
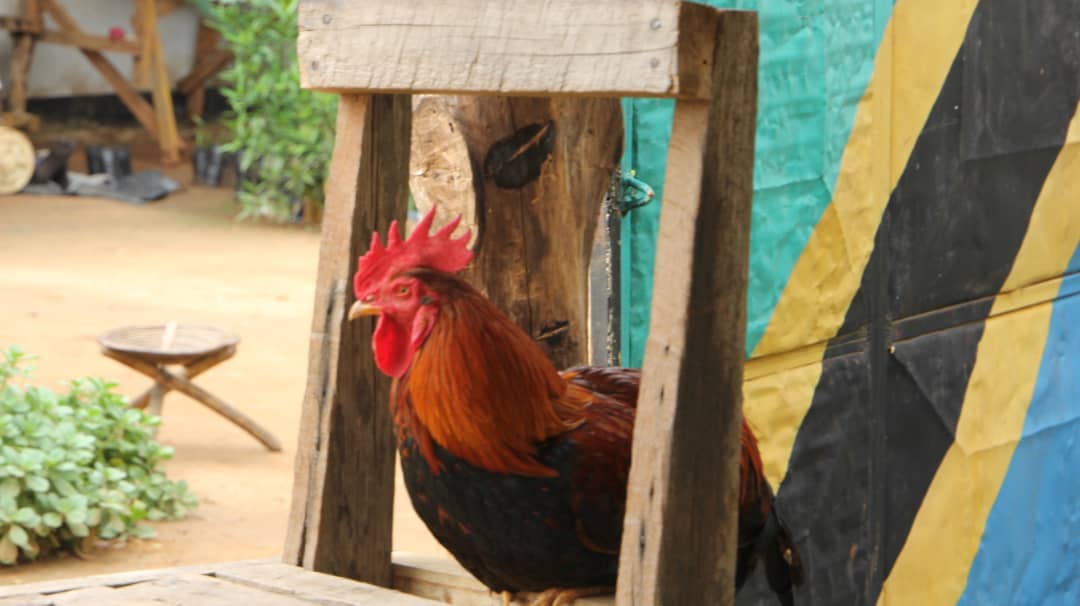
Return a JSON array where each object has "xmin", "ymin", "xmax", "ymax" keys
[{"xmin": 97, "ymin": 323, "xmax": 239, "ymax": 364}]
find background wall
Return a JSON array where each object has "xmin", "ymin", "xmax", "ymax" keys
[{"xmin": 0, "ymin": 0, "xmax": 199, "ymax": 98}]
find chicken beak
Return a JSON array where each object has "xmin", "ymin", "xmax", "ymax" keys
[{"xmin": 348, "ymin": 300, "xmax": 381, "ymax": 320}]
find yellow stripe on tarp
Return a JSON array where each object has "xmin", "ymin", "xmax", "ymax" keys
[
  {"xmin": 742, "ymin": 0, "xmax": 980, "ymax": 486},
  {"xmin": 751, "ymin": 0, "xmax": 980, "ymax": 358},
  {"xmin": 879, "ymin": 105, "xmax": 1080, "ymax": 606}
]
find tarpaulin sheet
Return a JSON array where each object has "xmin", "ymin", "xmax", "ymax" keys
[{"xmin": 620, "ymin": 0, "xmax": 1080, "ymax": 603}]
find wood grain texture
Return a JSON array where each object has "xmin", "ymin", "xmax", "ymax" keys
[
  {"xmin": 0, "ymin": 561, "xmax": 226, "ymax": 598},
  {"xmin": 297, "ymin": 0, "xmax": 715, "ymax": 99},
  {"xmin": 96, "ymin": 574, "xmax": 313, "ymax": 606},
  {"xmin": 284, "ymin": 94, "xmax": 411, "ymax": 586},
  {"xmin": 8, "ymin": 34, "xmax": 35, "ymax": 114},
  {"xmin": 393, "ymin": 553, "xmax": 614, "ymax": 605},
  {"xmin": 0, "ymin": 561, "xmax": 442, "ymax": 605},
  {"xmin": 408, "ymin": 95, "xmax": 622, "ymax": 369},
  {"xmin": 616, "ymin": 10, "xmax": 758, "ymax": 606},
  {"xmin": 215, "ymin": 560, "xmax": 441, "ymax": 605}
]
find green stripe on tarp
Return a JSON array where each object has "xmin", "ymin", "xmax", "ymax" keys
[{"xmin": 620, "ymin": 0, "xmax": 894, "ymax": 366}]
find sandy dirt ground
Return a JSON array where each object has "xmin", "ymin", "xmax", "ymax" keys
[{"xmin": 0, "ymin": 155, "xmax": 446, "ymax": 585}]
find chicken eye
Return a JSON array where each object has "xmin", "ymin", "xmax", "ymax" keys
[{"xmin": 397, "ymin": 286, "xmax": 411, "ymax": 297}]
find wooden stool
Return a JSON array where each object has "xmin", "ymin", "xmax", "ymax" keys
[{"xmin": 98, "ymin": 322, "xmax": 282, "ymax": 452}]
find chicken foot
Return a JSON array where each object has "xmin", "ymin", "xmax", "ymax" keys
[{"xmin": 528, "ymin": 587, "xmax": 612, "ymax": 606}]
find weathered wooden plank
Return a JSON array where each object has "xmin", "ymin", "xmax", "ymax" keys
[
  {"xmin": 213, "ymin": 560, "xmax": 441, "ymax": 605},
  {"xmin": 617, "ymin": 9, "xmax": 758, "ymax": 606},
  {"xmin": 103, "ymin": 573, "xmax": 314, "ymax": 606},
  {"xmin": 297, "ymin": 0, "xmax": 716, "ymax": 99},
  {"xmin": 46, "ymin": 586, "xmax": 125, "ymax": 606},
  {"xmin": 392, "ymin": 553, "xmax": 614, "ymax": 605},
  {"xmin": 283, "ymin": 94, "xmax": 411, "ymax": 586},
  {"xmin": 0, "ymin": 561, "xmax": 220, "ymax": 598},
  {"xmin": 0, "ymin": 594, "xmax": 51, "ymax": 606},
  {"xmin": 409, "ymin": 95, "xmax": 622, "ymax": 368}
]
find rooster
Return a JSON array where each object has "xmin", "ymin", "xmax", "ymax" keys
[{"xmin": 349, "ymin": 209, "xmax": 803, "ymax": 605}]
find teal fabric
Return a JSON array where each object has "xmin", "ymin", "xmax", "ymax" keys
[{"xmin": 620, "ymin": 0, "xmax": 894, "ymax": 366}]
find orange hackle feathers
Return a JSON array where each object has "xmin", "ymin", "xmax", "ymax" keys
[
  {"xmin": 398, "ymin": 271, "xmax": 585, "ymax": 477},
  {"xmin": 354, "ymin": 207, "xmax": 474, "ymax": 297}
]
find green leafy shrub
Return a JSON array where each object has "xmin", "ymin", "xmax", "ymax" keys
[
  {"xmin": 0, "ymin": 347, "xmax": 197, "ymax": 565},
  {"xmin": 197, "ymin": 0, "xmax": 337, "ymax": 222}
]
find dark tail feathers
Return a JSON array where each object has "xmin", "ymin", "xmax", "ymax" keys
[{"xmin": 740, "ymin": 502, "xmax": 804, "ymax": 606}]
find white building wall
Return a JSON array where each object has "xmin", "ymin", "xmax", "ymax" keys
[{"xmin": 1, "ymin": 0, "xmax": 199, "ymax": 99}]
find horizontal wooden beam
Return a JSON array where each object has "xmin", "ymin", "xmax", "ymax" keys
[
  {"xmin": 39, "ymin": 30, "xmax": 141, "ymax": 54},
  {"xmin": 297, "ymin": 0, "xmax": 722, "ymax": 99},
  {"xmin": 391, "ymin": 553, "xmax": 613, "ymax": 605},
  {"xmin": 0, "ymin": 15, "xmax": 40, "ymax": 33}
]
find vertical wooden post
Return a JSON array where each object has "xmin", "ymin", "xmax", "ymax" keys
[
  {"xmin": 617, "ymin": 10, "xmax": 758, "ymax": 606},
  {"xmin": 284, "ymin": 94, "xmax": 411, "ymax": 587},
  {"xmin": 409, "ymin": 96, "xmax": 622, "ymax": 369},
  {"xmin": 186, "ymin": 22, "xmax": 221, "ymax": 120},
  {"xmin": 131, "ymin": 0, "xmax": 151, "ymax": 88},
  {"xmin": 140, "ymin": 0, "xmax": 181, "ymax": 163},
  {"xmin": 7, "ymin": 1, "xmax": 39, "ymax": 115},
  {"xmin": 8, "ymin": 34, "xmax": 35, "ymax": 114}
]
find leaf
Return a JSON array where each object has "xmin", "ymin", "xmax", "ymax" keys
[
  {"xmin": 19, "ymin": 534, "xmax": 39, "ymax": 560},
  {"xmin": 104, "ymin": 467, "xmax": 126, "ymax": 482},
  {"xmin": 66, "ymin": 521, "xmax": 89, "ymax": 538},
  {"xmin": 52, "ymin": 476, "xmax": 76, "ymax": 497},
  {"xmin": 0, "ymin": 478, "xmax": 18, "ymax": 499},
  {"xmin": 131, "ymin": 524, "xmax": 156, "ymax": 539},
  {"xmin": 65, "ymin": 509, "xmax": 87, "ymax": 525},
  {"xmin": 13, "ymin": 507, "xmax": 39, "ymax": 527},
  {"xmin": 42, "ymin": 512, "xmax": 62, "ymax": 528},
  {"xmin": 107, "ymin": 514, "xmax": 127, "ymax": 534},
  {"xmin": 25, "ymin": 475, "xmax": 49, "ymax": 492},
  {"xmin": 6, "ymin": 524, "xmax": 29, "ymax": 549}
]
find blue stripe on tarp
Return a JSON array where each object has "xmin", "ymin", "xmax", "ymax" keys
[{"xmin": 958, "ymin": 243, "xmax": 1080, "ymax": 606}]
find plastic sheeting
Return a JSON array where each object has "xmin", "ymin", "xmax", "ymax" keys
[
  {"xmin": 620, "ymin": 1, "xmax": 1080, "ymax": 604},
  {"xmin": 619, "ymin": 0, "xmax": 893, "ymax": 366}
]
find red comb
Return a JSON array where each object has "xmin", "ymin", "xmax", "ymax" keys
[{"xmin": 353, "ymin": 206, "xmax": 473, "ymax": 295}]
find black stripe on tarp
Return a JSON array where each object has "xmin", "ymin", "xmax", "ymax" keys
[
  {"xmin": 738, "ymin": 1, "xmax": 1080, "ymax": 604},
  {"xmin": 870, "ymin": 0, "xmax": 1079, "ymax": 585}
]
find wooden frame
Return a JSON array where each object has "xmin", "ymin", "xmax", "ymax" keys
[
  {"xmin": 288, "ymin": 2, "xmax": 758, "ymax": 604},
  {"xmin": 1, "ymin": 0, "xmax": 187, "ymax": 162}
]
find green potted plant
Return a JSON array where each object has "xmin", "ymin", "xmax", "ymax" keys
[
  {"xmin": 196, "ymin": 0, "xmax": 337, "ymax": 222},
  {"xmin": 0, "ymin": 347, "xmax": 197, "ymax": 564},
  {"xmin": 191, "ymin": 116, "xmax": 229, "ymax": 186}
]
